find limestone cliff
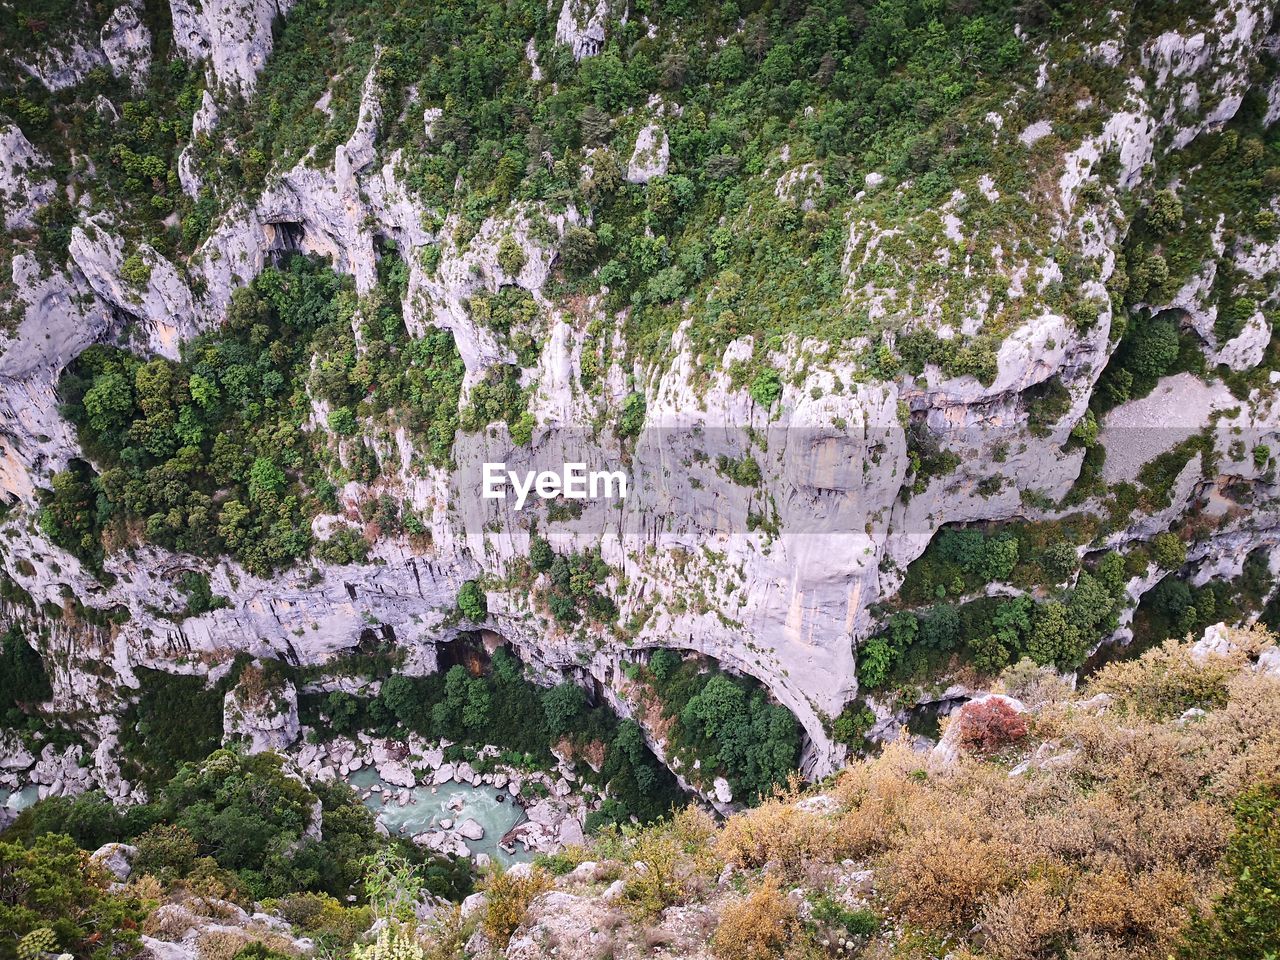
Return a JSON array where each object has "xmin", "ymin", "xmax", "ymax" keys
[{"xmin": 1, "ymin": 0, "xmax": 1279, "ymax": 809}]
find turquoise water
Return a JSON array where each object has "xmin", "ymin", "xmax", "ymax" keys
[
  {"xmin": 346, "ymin": 768, "xmax": 530, "ymax": 865},
  {"xmin": 2, "ymin": 784, "xmax": 41, "ymax": 813}
]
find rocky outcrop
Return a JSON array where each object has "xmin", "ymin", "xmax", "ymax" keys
[
  {"xmin": 626, "ymin": 124, "xmax": 668, "ymax": 183},
  {"xmin": 0, "ymin": 125, "xmax": 55, "ymax": 231},
  {"xmin": 554, "ymin": 0, "xmax": 621, "ymax": 60},
  {"xmin": 222, "ymin": 671, "xmax": 300, "ymax": 754},
  {"xmin": 171, "ymin": 0, "xmax": 296, "ymax": 95},
  {"xmin": 100, "ymin": 2, "xmax": 152, "ymax": 86},
  {"xmin": 16, "ymin": 37, "xmax": 107, "ymax": 91},
  {"xmin": 91, "ymin": 842, "xmax": 138, "ymax": 882}
]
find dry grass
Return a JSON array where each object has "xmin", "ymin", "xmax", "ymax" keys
[
  {"xmin": 705, "ymin": 629, "xmax": 1280, "ymax": 960},
  {"xmin": 195, "ymin": 929, "xmax": 298, "ymax": 960}
]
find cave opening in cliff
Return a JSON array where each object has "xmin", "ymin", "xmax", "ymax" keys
[
  {"xmin": 435, "ymin": 629, "xmax": 504, "ymax": 676},
  {"xmin": 263, "ymin": 220, "xmax": 307, "ymax": 259}
]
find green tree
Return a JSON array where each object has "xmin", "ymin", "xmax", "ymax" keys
[
  {"xmin": 457, "ymin": 580, "xmax": 487, "ymax": 621},
  {"xmin": 0, "ymin": 833, "xmax": 142, "ymax": 960},
  {"xmin": 559, "ymin": 226, "xmax": 598, "ymax": 272},
  {"xmin": 617, "ymin": 391, "xmax": 646, "ymax": 439},
  {"xmin": 530, "ymin": 536, "xmax": 554, "ymax": 572},
  {"xmin": 248, "ymin": 458, "xmax": 287, "ymax": 503},
  {"xmin": 0, "ymin": 628, "xmax": 51, "ymax": 726},
  {"xmin": 1026, "ymin": 601, "xmax": 1083, "ymax": 667},
  {"xmin": 858, "ymin": 637, "xmax": 893, "ymax": 688},
  {"xmin": 497, "ymin": 236, "xmax": 527, "ymax": 276},
  {"xmin": 82, "ymin": 369, "xmax": 134, "ymax": 439},
  {"xmin": 328, "ymin": 407, "xmax": 358, "ymax": 436},
  {"xmin": 749, "ymin": 368, "xmax": 783, "ymax": 409},
  {"xmin": 1151, "ymin": 531, "xmax": 1188, "ymax": 570},
  {"xmin": 542, "ymin": 683, "xmax": 587, "ymax": 737},
  {"xmin": 1146, "ymin": 189, "xmax": 1183, "ymax": 233}
]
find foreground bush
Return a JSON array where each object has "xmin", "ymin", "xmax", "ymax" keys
[
  {"xmin": 0, "ymin": 834, "xmax": 142, "ymax": 960},
  {"xmin": 711, "ymin": 876, "xmax": 803, "ymax": 960}
]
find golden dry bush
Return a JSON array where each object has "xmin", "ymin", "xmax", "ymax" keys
[
  {"xmin": 998, "ymin": 658, "xmax": 1073, "ymax": 707},
  {"xmin": 829, "ymin": 741, "xmax": 937, "ymax": 856},
  {"xmin": 710, "ymin": 876, "xmax": 804, "ymax": 960},
  {"xmin": 1189, "ymin": 670, "xmax": 1280, "ymax": 800},
  {"xmin": 977, "ymin": 873, "xmax": 1071, "ymax": 959},
  {"xmin": 479, "ymin": 866, "xmax": 551, "ymax": 949},
  {"xmin": 1067, "ymin": 865, "xmax": 1193, "ymax": 947},
  {"xmin": 195, "ymin": 930, "xmax": 298, "ymax": 960},
  {"xmin": 879, "ymin": 821, "xmax": 1016, "ymax": 930},
  {"xmin": 125, "ymin": 873, "xmax": 164, "ymax": 905},
  {"xmin": 1090, "ymin": 636, "xmax": 1242, "ymax": 719},
  {"xmin": 717, "ymin": 794, "xmax": 849, "ymax": 875}
]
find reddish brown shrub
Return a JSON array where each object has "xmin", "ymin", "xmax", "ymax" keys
[{"xmin": 958, "ymin": 698, "xmax": 1028, "ymax": 753}]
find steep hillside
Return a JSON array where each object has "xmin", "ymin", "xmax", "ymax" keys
[
  {"xmin": 4, "ymin": 625, "xmax": 1278, "ymax": 959},
  {"xmin": 1, "ymin": 0, "xmax": 1280, "ymax": 913}
]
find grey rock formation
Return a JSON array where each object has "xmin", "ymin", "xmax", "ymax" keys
[
  {"xmin": 90, "ymin": 842, "xmax": 138, "ymax": 882},
  {"xmin": 100, "ymin": 2, "xmax": 152, "ymax": 86},
  {"xmin": 554, "ymin": 0, "xmax": 620, "ymax": 60},
  {"xmin": 1, "ymin": 0, "xmax": 1279, "ymax": 811},
  {"xmin": 172, "ymin": 0, "xmax": 296, "ymax": 94},
  {"xmin": 626, "ymin": 124, "xmax": 668, "ymax": 184},
  {"xmin": 223, "ymin": 672, "xmax": 301, "ymax": 754},
  {"xmin": 0, "ymin": 125, "xmax": 55, "ymax": 231}
]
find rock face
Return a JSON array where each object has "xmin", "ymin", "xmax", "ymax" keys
[
  {"xmin": 626, "ymin": 124, "xmax": 669, "ymax": 184},
  {"xmin": 100, "ymin": 2, "xmax": 152, "ymax": 86},
  {"xmin": 222, "ymin": 670, "xmax": 301, "ymax": 754},
  {"xmin": 1, "ymin": 0, "xmax": 1280, "ymax": 809},
  {"xmin": 0, "ymin": 125, "xmax": 55, "ymax": 230},
  {"xmin": 90, "ymin": 842, "xmax": 138, "ymax": 882},
  {"xmin": 554, "ymin": 0, "xmax": 620, "ymax": 60},
  {"xmin": 171, "ymin": 0, "xmax": 296, "ymax": 94}
]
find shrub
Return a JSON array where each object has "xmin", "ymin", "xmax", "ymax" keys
[
  {"xmin": 1092, "ymin": 636, "xmax": 1239, "ymax": 719},
  {"xmin": 0, "ymin": 833, "xmax": 142, "ymax": 960},
  {"xmin": 749, "ymin": 368, "xmax": 783, "ymax": 409},
  {"xmin": 998, "ymin": 658, "xmax": 1070, "ymax": 707},
  {"xmin": 882, "ymin": 823, "xmax": 1014, "ymax": 931},
  {"xmin": 717, "ymin": 791, "xmax": 849, "ymax": 877},
  {"xmin": 132, "ymin": 823, "xmax": 198, "ymax": 883},
  {"xmin": 617, "ymin": 391, "xmax": 646, "ymax": 438},
  {"xmin": 479, "ymin": 866, "xmax": 550, "ymax": 948},
  {"xmin": 711, "ymin": 876, "xmax": 804, "ymax": 960},
  {"xmin": 496, "ymin": 235, "xmax": 527, "ymax": 277},
  {"xmin": 1151, "ymin": 531, "xmax": 1188, "ymax": 570},
  {"xmin": 956, "ymin": 698, "xmax": 1028, "ymax": 753},
  {"xmin": 121, "ymin": 252, "xmax": 152, "ymax": 287},
  {"xmin": 457, "ymin": 580, "xmax": 487, "ymax": 621}
]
